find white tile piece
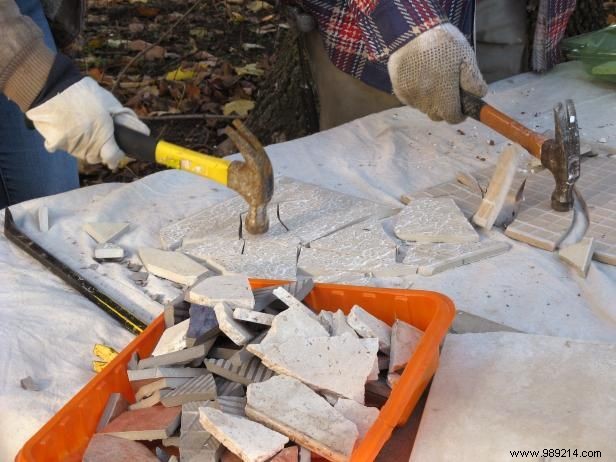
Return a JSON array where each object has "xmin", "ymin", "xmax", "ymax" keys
[
  {"xmin": 94, "ymin": 243, "xmax": 125, "ymax": 260},
  {"xmin": 38, "ymin": 206, "xmax": 49, "ymax": 232},
  {"xmin": 473, "ymin": 144, "xmax": 522, "ymax": 230},
  {"xmin": 559, "ymin": 237, "xmax": 596, "ymax": 278},
  {"xmin": 257, "ymin": 304, "xmax": 328, "ymax": 347},
  {"xmin": 199, "ymin": 407, "xmax": 288, "ymax": 462},
  {"xmin": 246, "ymin": 375, "xmax": 358, "ymax": 462},
  {"xmin": 317, "ymin": 311, "xmax": 334, "ymax": 334},
  {"xmin": 402, "ymin": 240, "xmax": 511, "ymax": 276},
  {"xmin": 389, "ymin": 320, "xmax": 423, "ymax": 373},
  {"xmin": 152, "ymin": 318, "xmax": 190, "ymax": 357},
  {"xmin": 410, "ymin": 333, "xmax": 616, "ymax": 461},
  {"xmin": 272, "ymin": 287, "xmax": 318, "ymax": 320},
  {"xmin": 331, "ymin": 310, "xmax": 358, "ymax": 338},
  {"xmin": 347, "ymin": 305, "xmax": 392, "ymax": 354},
  {"xmin": 249, "ymin": 334, "xmax": 377, "ymax": 403},
  {"xmin": 186, "ymin": 274, "xmax": 254, "ymax": 309},
  {"xmin": 233, "ymin": 308, "xmax": 275, "ymax": 326},
  {"xmin": 138, "ymin": 247, "xmax": 208, "ymax": 286},
  {"xmin": 334, "ymin": 399, "xmax": 379, "ymax": 439},
  {"xmin": 364, "ymin": 338, "xmax": 380, "ymax": 382},
  {"xmin": 394, "ymin": 197, "xmax": 479, "ymax": 244},
  {"xmin": 215, "ymin": 302, "xmax": 255, "ymax": 346},
  {"xmin": 84, "ymin": 222, "xmax": 129, "ymax": 243}
]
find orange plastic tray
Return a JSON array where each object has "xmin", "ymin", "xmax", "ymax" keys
[{"xmin": 16, "ymin": 280, "xmax": 454, "ymax": 462}]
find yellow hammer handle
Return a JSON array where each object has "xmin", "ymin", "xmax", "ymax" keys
[{"xmin": 155, "ymin": 140, "xmax": 232, "ymax": 186}]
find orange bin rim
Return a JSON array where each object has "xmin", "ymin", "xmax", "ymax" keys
[{"xmin": 16, "ymin": 280, "xmax": 455, "ymax": 462}]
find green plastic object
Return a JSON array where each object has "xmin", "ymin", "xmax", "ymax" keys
[{"xmin": 561, "ymin": 25, "xmax": 616, "ymax": 82}]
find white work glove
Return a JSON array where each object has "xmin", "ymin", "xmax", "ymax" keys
[
  {"xmin": 387, "ymin": 23, "xmax": 488, "ymax": 124},
  {"xmin": 26, "ymin": 77, "xmax": 150, "ymax": 169}
]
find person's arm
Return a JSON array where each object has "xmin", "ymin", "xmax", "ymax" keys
[
  {"xmin": 0, "ymin": 0, "xmax": 149, "ymax": 169},
  {"xmin": 350, "ymin": 0, "xmax": 486, "ymax": 123},
  {"xmin": 0, "ymin": 0, "xmax": 55, "ymax": 112}
]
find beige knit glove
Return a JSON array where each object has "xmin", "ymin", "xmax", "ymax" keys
[{"xmin": 387, "ymin": 24, "xmax": 488, "ymax": 124}]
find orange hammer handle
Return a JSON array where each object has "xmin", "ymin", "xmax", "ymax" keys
[{"xmin": 461, "ymin": 91, "xmax": 549, "ymax": 159}]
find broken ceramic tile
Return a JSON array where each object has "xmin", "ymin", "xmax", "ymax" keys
[
  {"xmin": 209, "ymin": 345, "xmax": 242, "ymax": 361},
  {"xmin": 558, "ymin": 237, "xmax": 595, "ymax": 278},
  {"xmin": 402, "ymin": 240, "xmax": 511, "ymax": 276},
  {"xmin": 334, "ymin": 398, "xmax": 379, "ymax": 439},
  {"xmin": 127, "ymin": 368, "xmax": 209, "ymax": 391},
  {"xmin": 331, "ymin": 310, "xmax": 358, "ymax": 338},
  {"xmin": 129, "ymin": 271, "xmax": 148, "ymax": 283},
  {"xmin": 246, "ymin": 375, "xmax": 358, "ymax": 462},
  {"xmin": 299, "ymin": 447, "xmax": 311, "ymax": 462},
  {"xmin": 19, "ymin": 376, "xmax": 39, "ymax": 391},
  {"xmin": 216, "ymin": 396, "xmax": 248, "ymax": 416},
  {"xmin": 94, "ymin": 243, "xmax": 124, "ymax": 260},
  {"xmin": 138, "ymin": 247, "xmax": 209, "ymax": 286},
  {"xmin": 258, "ymin": 304, "xmax": 328, "ymax": 347},
  {"xmin": 394, "ymin": 197, "xmax": 479, "ymax": 244},
  {"xmin": 386, "ymin": 372, "xmax": 401, "ymax": 388},
  {"xmin": 84, "ymin": 222, "xmax": 129, "ymax": 244},
  {"xmin": 215, "ymin": 302, "xmax": 256, "ymax": 346},
  {"xmin": 233, "ymin": 308, "xmax": 275, "ymax": 326},
  {"xmin": 252, "ymin": 278, "xmax": 314, "ymax": 312},
  {"xmin": 272, "ymin": 287, "xmax": 318, "ymax": 319},
  {"xmin": 134, "ymin": 377, "xmax": 189, "ymax": 402},
  {"xmin": 473, "ymin": 144, "xmax": 522, "ymax": 230},
  {"xmin": 96, "ymin": 393, "xmax": 130, "ymax": 432},
  {"xmin": 365, "ymin": 377, "xmax": 391, "ymax": 402},
  {"xmin": 139, "ymin": 341, "xmax": 213, "ymax": 370},
  {"xmin": 205, "ymin": 357, "xmax": 275, "ymax": 386},
  {"xmin": 38, "ymin": 206, "xmax": 49, "ymax": 232},
  {"xmin": 101, "ymin": 405, "xmax": 181, "ymax": 441},
  {"xmin": 216, "ymin": 377, "xmax": 246, "ymax": 397},
  {"xmin": 129, "ymin": 389, "xmax": 169, "ymax": 410},
  {"xmin": 186, "ymin": 274, "xmax": 255, "ymax": 309},
  {"xmin": 389, "ymin": 319, "xmax": 423, "ymax": 373},
  {"xmin": 83, "ymin": 434, "xmax": 158, "ymax": 461},
  {"xmin": 180, "ymin": 401, "xmax": 224, "ymax": 462},
  {"xmin": 152, "ymin": 318, "xmax": 190, "ymax": 357},
  {"xmin": 270, "ymin": 446, "xmax": 300, "ymax": 462},
  {"xmin": 161, "ymin": 373, "xmax": 217, "ymax": 407},
  {"xmin": 347, "ymin": 305, "xmax": 392, "ymax": 354},
  {"xmin": 364, "ymin": 338, "xmax": 381, "ymax": 382},
  {"xmin": 249, "ymin": 334, "xmax": 377, "ymax": 403},
  {"xmin": 187, "ymin": 304, "xmax": 220, "ymax": 347},
  {"xmin": 317, "ymin": 311, "xmax": 334, "ymax": 334},
  {"xmin": 199, "ymin": 407, "xmax": 289, "ymax": 462}
]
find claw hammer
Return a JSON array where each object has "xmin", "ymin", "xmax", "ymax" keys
[
  {"xmin": 114, "ymin": 120, "xmax": 273, "ymax": 234},
  {"xmin": 461, "ymin": 92, "xmax": 581, "ymax": 212}
]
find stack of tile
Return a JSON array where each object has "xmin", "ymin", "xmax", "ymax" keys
[{"xmin": 85, "ymin": 275, "xmax": 424, "ymax": 462}]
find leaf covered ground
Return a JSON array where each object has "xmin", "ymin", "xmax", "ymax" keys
[{"xmin": 75, "ymin": 0, "xmax": 288, "ymax": 185}]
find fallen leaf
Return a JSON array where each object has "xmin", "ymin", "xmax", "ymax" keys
[
  {"xmin": 247, "ymin": 0, "xmax": 272, "ymax": 12},
  {"xmin": 145, "ymin": 45, "xmax": 166, "ymax": 60},
  {"xmin": 223, "ymin": 99, "xmax": 254, "ymax": 116},
  {"xmin": 128, "ymin": 39, "xmax": 149, "ymax": 51},
  {"xmin": 166, "ymin": 68, "xmax": 196, "ymax": 81},
  {"xmin": 189, "ymin": 27, "xmax": 208, "ymax": 38},
  {"xmin": 234, "ymin": 63, "xmax": 264, "ymax": 76},
  {"xmin": 136, "ymin": 6, "xmax": 160, "ymax": 17},
  {"xmin": 242, "ymin": 43, "xmax": 265, "ymax": 51},
  {"xmin": 129, "ymin": 22, "xmax": 144, "ymax": 33}
]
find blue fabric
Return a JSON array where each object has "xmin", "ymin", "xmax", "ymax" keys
[{"xmin": 0, "ymin": 0, "xmax": 78, "ymax": 209}]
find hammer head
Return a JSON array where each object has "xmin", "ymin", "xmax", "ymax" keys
[
  {"xmin": 541, "ymin": 100, "xmax": 581, "ymax": 212},
  {"xmin": 225, "ymin": 120, "xmax": 274, "ymax": 234}
]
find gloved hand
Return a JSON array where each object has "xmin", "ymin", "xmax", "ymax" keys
[
  {"xmin": 26, "ymin": 77, "xmax": 150, "ymax": 169},
  {"xmin": 387, "ymin": 23, "xmax": 488, "ymax": 124}
]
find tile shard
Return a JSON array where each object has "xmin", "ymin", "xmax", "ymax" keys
[
  {"xmin": 347, "ymin": 305, "xmax": 392, "ymax": 354},
  {"xmin": 334, "ymin": 398, "xmax": 380, "ymax": 439},
  {"xmin": 205, "ymin": 357, "xmax": 275, "ymax": 385},
  {"xmin": 160, "ymin": 373, "xmax": 217, "ymax": 407},
  {"xmin": 152, "ymin": 318, "xmax": 190, "ymax": 357},
  {"xmin": 331, "ymin": 310, "xmax": 358, "ymax": 338},
  {"xmin": 246, "ymin": 375, "xmax": 359, "ymax": 462},
  {"xmin": 94, "ymin": 243, "xmax": 124, "ymax": 260},
  {"xmin": 558, "ymin": 237, "xmax": 595, "ymax": 278},
  {"xmin": 83, "ymin": 434, "xmax": 158, "ymax": 461},
  {"xmin": 394, "ymin": 197, "xmax": 479, "ymax": 244},
  {"xmin": 249, "ymin": 334, "xmax": 377, "ymax": 403},
  {"xmin": 233, "ymin": 308, "xmax": 275, "ymax": 326},
  {"xmin": 257, "ymin": 303, "xmax": 329, "ymax": 347},
  {"xmin": 473, "ymin": 144, "xmax": 522, "ymax": 230},
  {"xmin": 137, "ymin": 342, "xmax": 212, "ymax": 369},
  {"xmin": 215, "ymin": 302, "xmax": 256, "ymax": 346},
  {"xmin": 100, "ymin": 405, "xmax": 181, "ymax": 441},
  {"xmin": 96, "ymin": 393, "xmax": 129, "ymax": 432},
  {"xmin": 186, "ymin": 274, "xmax": 255, "ymax": 310},
  {"xmin": 199, "ymin": 407, "xmax": 289, "ymax": 462},
  {"xmin": 84, "ymin": 222, "xmax": 129, "ymax": 244},
  {"xmin": 138, "ymin": 247, "xmax": 208, "ymax": 286},
  {"xmin": 389, "ymin": 320, "xmax": 423, "ymax": 373}
]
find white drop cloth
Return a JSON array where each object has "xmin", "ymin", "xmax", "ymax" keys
[{"xmin": 0, "ymin": 62, "xmax": 614, "ymax": 460}]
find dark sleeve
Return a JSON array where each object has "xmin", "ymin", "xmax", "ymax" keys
[{"xmin": 29, "ymin": 52, "xmax": 82, "ymax": 109}]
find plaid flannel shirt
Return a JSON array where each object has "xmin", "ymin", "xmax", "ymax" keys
[{"xmin": 299, "ymin": 0, "xmax": 576, "ymax": 93}]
